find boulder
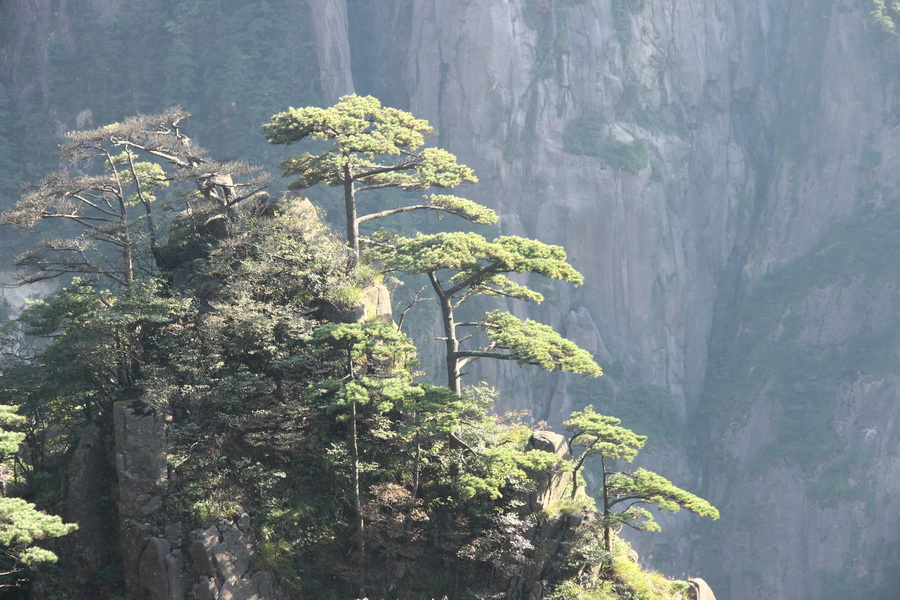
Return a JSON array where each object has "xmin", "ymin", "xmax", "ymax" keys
[
  {"xmin": 137, "ymin": 536, "xmax": 185, "ymax": 600},
  {"xmin": 688, "ymin": 577, "xmax": 717, "ymax": 600},
  {"xmin": 524, "ymin": 431, "xmax": 577, "ymax": 512},
  {"xmin": 188, "ymin": 519, "xmax": 291, "ymax": 600},
  {"xmin": 359, "ymin": 282, "xmax": 393, "ymax": 322}
]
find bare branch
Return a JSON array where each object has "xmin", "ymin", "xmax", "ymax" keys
[{"xmin": 397, "ymin": 286, "xmax": 431, "ymax": 333}]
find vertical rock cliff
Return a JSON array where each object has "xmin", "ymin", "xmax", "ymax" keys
[{"xmin": 329, "ymin": 1, "xmax": 900, "ymax": 598}]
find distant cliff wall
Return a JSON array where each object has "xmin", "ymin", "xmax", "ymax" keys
[{"xmin": 324, "ymin": 2, "xmax": 900, "ymax": 599}]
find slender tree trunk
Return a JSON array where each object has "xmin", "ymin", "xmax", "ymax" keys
[
  {"xmin": 570, "ymin": 447, "xmax": 589, "ymax": 500},
  {"xmin": 343, "ymin": 165, "xmax": 359, "ymax": 262},
  {"xmin": 107, "ymin": 152, "xmax": 135, "ymax": 286},
  {"xmin": 601, "ymin": 456, "xmax": 611, "ymax": 553},
  {"xmin": 430, "ymin": 273, "xmax": 461, "ymax": 394},
  {"xmin": 122, "ymin": 237, "xmax": 134, "ymax": 286},
  {"xmin": 126, "ymin": 151, "xmax": 159, "ymax": 263},
  {"xmin": 344, "ymin": 347, "xmax": 365, "ymax": 595},
  {"xmin": 351, "ymin": 397, "xmax": 365, "ymax": 596},
  {"xmin": 114, "ymin": 194, "xmax": 134, "ymax": 286},
  {"xmin": 411, "ymin": 427, "xmax": 421, "ymax": 499}
]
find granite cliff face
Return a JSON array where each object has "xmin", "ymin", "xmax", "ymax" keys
[
  {"xmin": 317, "ymin": 1, "xmax": 900, "ymax": 598},
  {"xmin": 2, "ymin": 0, "xmax": 900, "ymax": 598}
]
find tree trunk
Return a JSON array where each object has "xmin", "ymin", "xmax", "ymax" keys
[
  {"xmin": 601, "ymin": 456, "xmax": 611, "ymax": 554},
  {"xmin": 411, "ymin": 427, "xmax": 421, "ymax": 499},
  {"xmin": 351, "ymin": 398, "xmax": 365, "ymax": 596},
  {"xmin": 345, "ymin": 346, "xmax": 365, "ymax": 595},
  {"xmin": 430, "ymin": 273, "xmax": 461, "ymax": 394},
  {"xmin": 343, "ymin": 165, "xmax": 359, "ymax": 262}
]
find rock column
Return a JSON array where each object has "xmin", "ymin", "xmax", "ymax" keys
[{"xmin": 115, "ymin": 400, "xmax": 185, "ymax": 600}]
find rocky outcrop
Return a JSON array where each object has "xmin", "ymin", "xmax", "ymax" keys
[
  {"xmin": 64, "ymin": 423, "xmax": 117, "ymax": 597},
  {"xmin": 358, "ymin": 283, "xmax": 394, "ymax": 323},
  {"xmin": 188, "ymin": 518, "xmax": 290, "ymax": 600},
  {"xmin": 504, "ymin": 432, "xmax": 591, "ymax": 600},
  {"xmin": 688, "ymin": 578, "xmax": 716, "ymax": 600},
  {"xmin": 514, "ymin": 511, "xmax": 588, "ymax": 600},
  {"xmin": 115, "ymin": 401, "xmax": 184, "ymax": 600},
  {"xmin": 112, "ymin": 401, "xmax": 293, "ymax": 600},
  {"xmin": 524, "ymin": 430, "xmax": 577, "ymax": 512},
  {"xmin": 115, "ymin": 401, "xmax": 168, "ymax": 522}
]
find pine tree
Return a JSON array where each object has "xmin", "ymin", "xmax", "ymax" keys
[
  {"xmin": 0, "ymin": 109, "xmax": 267, "ymax": 286},
  {"xmin": 375, "ymin": 231, "xmax": 602, "ymax": 393},
  {"xmin": 263, "ymin": 94, "xmax": 496, "ymax": 260},
  {"xmin": 564, "ymin": 405, "xmax": 719, "ymax": 552},
  {"xmin": 0, "ymin": 405, "xmax": 76, "ymax": 586}
]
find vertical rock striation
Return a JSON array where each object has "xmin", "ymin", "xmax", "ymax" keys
[{"xmin": 306, "ymin": 0, "xmax": 356, "ymax": 102}]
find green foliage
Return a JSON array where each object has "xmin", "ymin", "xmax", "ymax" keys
[
  {"xmin": 0, "ymin": 405, "xmax": 76, "ymax": 586},
  {"xmin": 0, "ymin": 108, "xmax": 267, "ymax": 286},
  {"xmin": 381, "ymin": 232, "xmax": 585, "ymax": 290},
  {"xmin": 481, "ymin": 311, "xmax": 603, "ymax": 376},
  {"xmin": 264, "ymin": 94, "xmax": 431, "ymax": 159},
  {"xmin": 606, "ymin": 538, "xmax": 691, "ymax": 600},
  {"xmin": 263, "ymin": 94, "xmax": 490, "ymax": 257},
  {"xmin": 548, "ymin": 536, "xmax": 690, "ymax": 600},
  {"xmin": 0, "ymin": 405, "xmax": 26, "ymax": 458},
  {"xmin": 598, "ymin": 138, "xmax": 650, "ymax": 174},
  {"xmin": 566, "ymin": 406, "xmax": 646, "ymax": 465},
  {"xmin": 606, "ymin": 468, "xmax": 719, "ymax": 525},
  {"xmin": 310, "ymin": 321, "xmax": 418, "ymax": 408},
  {"xmin": 565, "ymin": 406, "xmax": 718, "ymax": 550},
  {"xmin": 523, "ymin": 0, "xmax": 588, "ymax": 80},
  {"xmin": 871, "ymin": 0, "xmax": 900, "ymax": 34},
  {"xmin": 0, "ymin": 100, "xmax": 701, "ymax": 599},
  {"xmin": 5, "ymin": 283, "xmax": 118, "ymax": 430},
  {"xmin": 562, "ymin": 115, "xmax": 650, "ymax": 173},
  {"xmin": 118, "ymin": 197, "xmax": 569, "ymax": 596},
  {"xmin": 424, "ymin": 193, "xmax": 498, "ymax": 225},
  {"xmin": 6, "ymin": 278, "xmax": 193, "ymax": 426},
  {"xmin": 202, "ymin": 197, "xmax": 364, "ymax": 311},
  {"xmin": 565, "ymin": 406, "xmax": 645, "ymax": 510},
  {"xmin": 0, "ymin": 497, "xmax": 77, "ymax": 564},
  {"xmin": 376, "ymin": 231, "xmax": 600, "ymax": 392},
  {"xmin": 563, "ymin": 114, "xmax": 608, "ymax": 156},
  {"xmin": 451, "ymin": 401, "xmax": 561, "ymax": 502}
]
